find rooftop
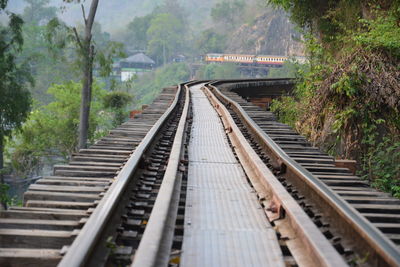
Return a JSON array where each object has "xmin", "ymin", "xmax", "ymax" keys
[{"xmin": 122, "ymin": 53, "xmax": 155, "ymax": 64}]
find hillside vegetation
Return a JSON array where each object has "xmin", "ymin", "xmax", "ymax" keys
[
  {"xmin": 0, "ymin": 0, "xmax": 305, "ymax": 202},
  {"xmin": 7, "ymin": 0, "xmax": 216, "ymax": 35},
  {"xmin": 269, "ymin": 0, "xmax": 400, "ymax": 196}
]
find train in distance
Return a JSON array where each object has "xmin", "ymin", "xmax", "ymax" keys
[{"xmin": 204, "ymin": 53, "xmax": 307, "ymax": 66}]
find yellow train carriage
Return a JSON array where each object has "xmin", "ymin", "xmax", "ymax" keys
[{"xmin": 204, "ymin": 53, "xmax": 224, "ymax": 62}]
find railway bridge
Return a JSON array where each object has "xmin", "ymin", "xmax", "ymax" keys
[{"xmin": 0, "ymin": 79, "xmax": 399, "ymax": 267}]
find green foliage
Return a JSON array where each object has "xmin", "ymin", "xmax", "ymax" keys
[
  {"xmin": 103, "ymin": 91, "xmax": 133, "ymax": 126},
  {"xmin": 10, "ymin": 81, "xmax": 109, "ymax": 174},
  {"xmin": 361, "ymin": 138, "xmax": 400, "ymax": 197},
  {"xmin": 103, "ymin": 91, "xmax": 133, "ymax": 109},
  {"xmin": 270, "ymin": 64, "xmax": 314, "ymax": 128},
  {"xmin": 197, "ymin": 63, "xmax": 240, "ymax": 79},
  {"xmin": 161, "ymin": 0, "xmax": 187, "ymax": 23},
  {"xmin": 330, "ymin": 68, "xmax": 362, "ymax": 98},
  {"xmin": 0, "ymin": 8, "xmax": 32, "ymax": 140},
  {"xmin": 267, "ymin": 60, "xmax": 306, "ymax": 78},
  {"xmin": 147, "ymin": 13, "xmax": 185, "ymax": 65},
  {"xmin": 131, "ymin": 63, "xmax": 190, "ymax": 106},
  {"xmin": 270, "ymin": 96, "xmax": 298, "ymax": 127},
  {"xmin": 0, "ymin": 0, "xmax": 33, "ymax": 207},
  {"xmin": 211, "ymin": 0, "xmax": 246, "ymax": 30},
  {"xmin": 267, "ymin": 0, "xmax": 340, "ymax": 34},
  {"xmin": 195, "ymin": 29, "xmax": 226, "ymax": 54},
  {"xmin": 269, "ymin": 0, "xmax": 400, "ymax": 55},
  {"xmin": 269, "ymin": 0, "xmax": 400, "ymax": 196},
  {"xmin": 125, "ymin": 14, "xmax": 153, "ymax": 50},
  {"xmin": 355, "ymin": 13, "xmax": 400, "ymax": 57},
  {"xmin": 21, "ymin": 18, "xmax": 77, "ymax": 104},
  {"xmin": 46, "ymin": 18, "xmax": 125, "ymax": 79},
  {"xmin": 22, "ymin": 0, "xmax": 57, "ymax": 25},
  {"xmin": 96, "ymin": 41, "xmax": 126, "ymax": 77},
  {"xmin": 0, "ymin": 183, "xmax": 11, "ymax": 207},
  {"xmin": 123, "ymin": 0, "xmax": 187, "ymax": 64}
]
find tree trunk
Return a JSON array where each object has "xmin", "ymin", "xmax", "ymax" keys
[
  {"xmin": 0, "ymin": 136, "xmax": 4, "ymax": 185},
  {"xmin": 0, "ymin": 136, "xmax": 6, "ymax": 210},
  {"xmin": 78, "ymin": 0, "xmax": 99, "ymax": 149},
  {"xmin": 78, "ymin": 52, "xmax": 91, "ymax": 149},
  {"xmin": 163, "ymin": 42, "xmax": 166, "ymax": 66}
]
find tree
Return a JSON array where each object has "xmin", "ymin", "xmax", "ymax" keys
[
  {"xmin": 162, "ymin": 0, "xmax": 187, "ymax": 27},
  {"xmin": 147, "ymin": 13, "xmax": 184, "ymax": 65},
  {"xmin": 0, "ymin": 0, "xmax": 32, "ymax": 208},
  {"xmin": 10, "ymin": 81, "xmax": 109, "ymax": 175},
  {"xmin": 268, "ymin": 0, "xmax": 400, "ymax": 196},
  {"xmin": 47, "ymin": 1, "xmax": 124, "ymax": 149},
  {"xmin": 18, "ymin": 0, "xmax": 74, "ymax": 104},
  {"xmin": 211, "ymin": 0, "xmax": 246, "ymax": 31},
  {"xmin": 125, "ymin": 14, "xmax": 153, "ymax": 51},
  {"xmin": 123, "ymin": 0, "xmax": 188, "ymax": 57},
  {"xmin": 197, "ymin": 63, "xmax": 239, "ymax": 79},
  {"xmin": 131, "ymin": 63, "xmax": 190, "ymax": 106},
  {"xmin": 22, "ymin": 0, "xmax": 57, "ymax": 26},
  {"xmin": 103, "ymin": 91, "xmax": 133, "ymax": 127},
  {"xmin": 267, "ymin": 60, "xmax": 305, "ymax": 78},
  {"xmin": 196, "ymin": 29, "xmax": 226, "ymax": 54},
  {"xmin": 70, "ymin": 0, "xmax": 100, "ymax": 149}
]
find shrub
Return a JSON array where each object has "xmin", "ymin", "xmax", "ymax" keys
[{"xmin": 103, "ymin": 91, "xmax": 133, "ymax": 126}]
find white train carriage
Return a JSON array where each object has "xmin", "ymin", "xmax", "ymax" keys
[
  {"xmin": 255, "ymin": 55, "xmax": 288, "ymax": 65},
  {"xmin": 223, "ymin": 54, "xmax": 255, "ymax": 64}
]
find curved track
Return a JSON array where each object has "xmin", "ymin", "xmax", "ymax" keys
[
  {"xmin": 206, "ymin": 80, "xmax": 400, "ymax": 266},
  {"xmin": 1, "ymin": 79, "xmax": 399, "ymax": 267},
  {"xmin": 0, "ymin": 85, "xmax": 181, "ymax": 266}
]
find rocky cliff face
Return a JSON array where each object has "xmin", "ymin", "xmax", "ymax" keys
[{"xmin": 227, "ymin": 9, "xmax": 304, "ymax": 56}]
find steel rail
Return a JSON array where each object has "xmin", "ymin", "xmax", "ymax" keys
[
  {"xmin": 208, "ymin": 81, "xmax": 400, "ymax": 266},
  {"xmin": 206, "ymin": 78, "xmax": 295, "ymax": 91},
  {"xmin": 130, "ymin": 82, "xmax": 194, "ymax": 267},
  {"xmin": 58, "ymin": 85, "xmax": 184, "ymax": 267},
  {"xmin": 203, "ymin": 85, "xmax": 346, "ymax": 266}
]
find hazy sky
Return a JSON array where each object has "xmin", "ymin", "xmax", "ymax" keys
[{"xmin": 5, "ymin": 0, "xmax": 160, "ymax": 34}]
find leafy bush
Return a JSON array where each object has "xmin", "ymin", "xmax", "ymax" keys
[
  {"xmin": 268, "ymin": 1, "xmax": 400, "ymax": 196},
  {"xmin": 196, "ymin": 63, "xmax": 240, "ymax": 80},
  {"xmin": 103, "ymin": 91, "xmax": 133, "ymax": 109},
  {"xmin": 270, "ymin": 96, "xmax": 298, "ymax": 127},
  {"xmin": 9, "ymin": 81, "xmax": 110, "ymax": 175},
  {"xmin": 361, "ymin": 138, "xmax": 400, "ymax": 197},
  {"xmin": 267, "ymin": 60, "xmax": 307, "ymax": 79},
  {"xmin": 355, "ymin": 13, "xmax": 400, "ymax": 58},
  {"xmin": 195, "ymin": 29, "xmax": 226, "ymax": 54},
  {"xmin": 131, "ymin": 63, "xmax": 190, "ymax": 107},
  {"xmin": 103, "ymin": 91, "xmax": 133, "ymax": 126}
]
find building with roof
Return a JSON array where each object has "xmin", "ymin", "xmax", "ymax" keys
[{"xmin": 113, "ymin": 53, "xmax": 156, "ymax": 81}]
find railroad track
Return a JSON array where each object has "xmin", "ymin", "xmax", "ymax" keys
[
  {"xmin": 0, "ymin": 85, "xmax": 183, "ymax": 266},
  {"xmin": 1, "ymin": 79, "xmax": 399, "ymax": 267},
  {"xmin": 205, "ymin": 80, "xmax": 400, "ymax": 266}
]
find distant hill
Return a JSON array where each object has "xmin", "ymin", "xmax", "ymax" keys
[
  {"xmin": 5, "ymin": 0, "xmax": 304, "ymax": 56},
  {"xmin": 227, "ymin": 9, "xmax": 304, "ymax": 56}
]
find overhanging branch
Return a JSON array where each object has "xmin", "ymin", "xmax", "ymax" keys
[
  {"xmin": 81, "ymin": 4, "xmax": 87, "ymax": 25},
  {"xmin": 73, "ymin": 27, "xmax": 83, "ymax": 49}
]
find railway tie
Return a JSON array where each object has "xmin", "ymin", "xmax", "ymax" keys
[{"xmin": 1, "ymin": 79, "xmax": 399, "ymax": 267}]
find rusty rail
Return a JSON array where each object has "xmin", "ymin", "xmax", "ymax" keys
[
  {"xmin": 207, "ymin": 81, "xmax": 400, "ymax": 266},
  {"xmin": 58, "ymin": 84, "xmax": 184, "ymax": 267},
  {"xmin": 203, "ymin": 85, "xmax": 346, "ymax": 266},
  {"xmin": 131, "ymin": 82, "xmax": 192, "ymax": 267}
]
